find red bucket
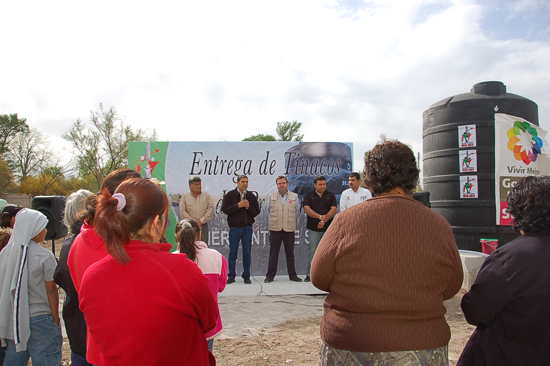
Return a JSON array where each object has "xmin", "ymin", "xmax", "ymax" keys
[{"xmin": 480, "ymin": 239, "xmax": 498, "ymax": 255}]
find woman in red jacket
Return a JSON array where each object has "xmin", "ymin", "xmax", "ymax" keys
[
  {"xmin": 68, "ymin": 168, "xmax": 141, "ymax": 365},
  {"xmin": 79, "ymin": 178, "xmax": 219, "ymax": 366}
]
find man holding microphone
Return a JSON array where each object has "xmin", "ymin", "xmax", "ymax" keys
[{"xmin": 222, "ymin": 175, "xmax": 260, "ymax": 284}]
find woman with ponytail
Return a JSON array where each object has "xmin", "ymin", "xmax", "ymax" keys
[
  {"xmin": 79, "ymin": 179, "xmax": 218, "ymax": 366},
  {"xmin": 68, "ymin": 168, "xmax": 141, "ymax": 365},
  {"xmin": 175, "ymin": 219, "xmax": 227, "ymax": 352}
]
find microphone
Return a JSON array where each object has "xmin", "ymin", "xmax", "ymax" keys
[{"xmin": 242, "ymin": 189, "xmax": 248, "ymax": 209}]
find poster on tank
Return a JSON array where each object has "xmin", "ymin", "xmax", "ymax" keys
[
  {"xmin": 458, "ymin": 125, "xmax": 477, "ymax": 148},
  {"xmin": 459, "ymin": 150, "xmax": 477, "ymax": 172},
  {"xmin": 495, "ymin": 113, "xmax": 550, "ymax": 225},
  {"xmin": 460, "ymin": 175, "xmax": 478, "ymax": 198},
  {"xmin": 128, "ymin": 141, "xmax": 353, "ymax": 276}
]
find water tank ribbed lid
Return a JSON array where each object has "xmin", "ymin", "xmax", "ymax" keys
[{"xmin": 470, "ymin": 81, "xmax": 506, "ymax": 96}]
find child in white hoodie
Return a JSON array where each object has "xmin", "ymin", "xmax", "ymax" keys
[{"xmin": 0, "ymin": 209, "xmax": 62, "ymax": 366}]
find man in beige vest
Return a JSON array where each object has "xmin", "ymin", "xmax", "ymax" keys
[
  {"xmin": 179, "ymin": 176, "xmax": 213, "ymax": 244},
  {"xmin": 264, "ymin": 176, "xmax": 302, "ymax": 283}
]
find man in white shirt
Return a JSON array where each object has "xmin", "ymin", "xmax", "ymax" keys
[{"xmin": 340, "ymin": 172, "xmax": 372, "ymax": 211}]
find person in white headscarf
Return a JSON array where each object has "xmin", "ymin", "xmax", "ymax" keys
[{"xmin": 0, "ymin": 208, "xmax": 62, "ymax": 366}]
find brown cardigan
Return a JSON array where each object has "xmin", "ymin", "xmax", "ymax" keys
[{"xmin": 311, "ymin": 195, "xmax": 463, "ymax": 353}]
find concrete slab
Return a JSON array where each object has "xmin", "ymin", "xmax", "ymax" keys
[
  {"xmin": 459, "ymin": 250, "xmax": 489, "ymax": 291},
  {"xmin": 219, "ymin": 251, "xmax": 490, "ymax": 296},
  {"xmin": 220, "ymin": 276, "xmax": 327, "ymax": 297}
]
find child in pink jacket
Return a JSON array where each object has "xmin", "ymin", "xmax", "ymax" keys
[{"xmin": 176, "ymin": 219, "xmax": 228, "ymax": 352}]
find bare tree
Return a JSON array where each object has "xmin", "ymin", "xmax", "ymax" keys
[
  {"xmin": 63, "ymin": 104, "xmax": 157, "ymax": 188},
  {"xmin": 6, "ymin": 128, "xmax": 51, "ymax": 180},
  {"xmin": 37, "ymin": 166, "xmax": 65, "ymax": 195}
]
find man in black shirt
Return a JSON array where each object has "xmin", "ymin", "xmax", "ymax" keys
[
  {"xmin": 303, "ymin": 175, "xmax": 337, "ymax": 281},
  {"xmin": 221, "ymin": 175, "xmax": 260, "ymax": 284}
]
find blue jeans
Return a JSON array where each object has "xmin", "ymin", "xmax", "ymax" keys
[
  {"xmin": 228, "ymin": 226, "xmax": 252, "ymax": 279},
  {"xmin": 4, "ymin": 314, "xmax": 62, "ymax": 366},
  {"xmin": 207, "ymin": 338, "xmax": 214, "ymax": 352},
  {"xmin": 71, "ymin": 351, "xmax": 93, "ymax": 366},
  {"xmin": 0, "ymin": 344, "xmax": 5, "ymax": 365},
  {"xmin": 307, "ymin": 230, "xmax": 325, "ymax": 277}
]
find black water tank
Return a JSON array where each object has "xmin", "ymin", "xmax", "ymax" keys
[{"xmin": 423, "ymin": 81, "xmax": 539, "ymax": 251}]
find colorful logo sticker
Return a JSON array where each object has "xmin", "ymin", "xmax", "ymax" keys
[
  {"xmin": 460, "ymin": 175, "xmax": 478, "ymax": 198},
  {"xmin": 459, "ymin": 150, "xmax": 477, "ymax": 172},
  {"xmin": 506, "ymin": 120, "xmax": 544, "ymax": 165},
  {"xmin": 458, "ymin": 125, "xmax": 476, "ymax": 148}
]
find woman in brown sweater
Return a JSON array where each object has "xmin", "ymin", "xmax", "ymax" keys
[{"xmin": 311, "ymin": 139, "xmax": 463, "ymax": 366}]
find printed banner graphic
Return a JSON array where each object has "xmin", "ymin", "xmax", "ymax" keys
[
  {"xmin": 495, "ymin": 113, "xmax": 550, "ymax": 225},
  {"xmin": 129, "ymin": 141, "xmax": 353, "ymax": 276},
  {"xmin": 459, "ymin": 125, "xmax": 477, "ymax": 148},
  {"xmin": 459, "ymin": 150, "xmax": 477, "ymax": 172}
]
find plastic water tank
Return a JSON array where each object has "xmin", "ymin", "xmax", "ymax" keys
[{"xmin": 423, "ymin": 81, "xmax": 539, "ymax": 250}]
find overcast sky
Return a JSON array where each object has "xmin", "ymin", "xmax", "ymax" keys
[{"xmin": 1, "ymin": 0, "xmax": 549, "ymax": 174}]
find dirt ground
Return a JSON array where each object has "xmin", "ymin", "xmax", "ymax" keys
[
  {"xmin": 44, "ymin": 240, "xmax": 474, "ymax": 366},
  {"xmin": 211, "ymin": 292, "xmax": 474, "ymax": 366},
  {"xmin": 55, "ymin": 291, "xmax": 473, "ymax": 366}
]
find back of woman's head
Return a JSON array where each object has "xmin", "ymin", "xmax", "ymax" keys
[
  {"xmin": 101, "ymin": 168, "xmax": 141, "ymax": 195},
  {"xmin": 0, "ymin": 205, "xmax": 23, "ymax": 229},
  {"xmin": 507, "ymin": 175, "xmax": 550, "ymax": 234},
  {"xmin": 175, "ymin": 219, "xmax": 200, "ymax": 262},
  {"xmin": 95, "ymin": 178, "xmax": 169, "ymax": 264},
  {"xmin": 64, "ymin": 189, "xmax": 93, "ymax": 230},
  {"xmin": 78, "ymin": 193, "xmax": 99, "ymax": 226},
  {"xmin": 364, "ymin": 138, "xmax": 419, "ymax": 196},
  {"xmin": 79, "ymin": 169, "xmax": 142, "ymax": 226}
]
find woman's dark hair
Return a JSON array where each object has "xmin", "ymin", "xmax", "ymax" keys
[
  {"xmin": 175, "ymin": 219, "xmax": 200, "ymax": 262},
  {"xmin": 363, "ymin": 139, "xmax": 419, "ymax": 196},
  {"xmin": 78, "ymin": 193, "xmax": 99, "ymax": 226},
  {"xmin": 0, "ymin": 230, "xmax": 11, "ymax": 252},
  {"xmin": 506, "ymin": 175, "xmax": 550, "ymax": 234},
  {"xmin": 95, "ymin": 178, "xmax": 169, "ymax": 264},
  {"xmin": 0, "ymin": 205, "xmax": 23, "ymax": 229},
  {"xmin": 78, "ymin": 169, "xmax": 141, "ymax": 226}
]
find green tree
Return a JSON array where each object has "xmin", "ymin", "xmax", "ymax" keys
[
  {"xmin": 0, "ymin": 114, "xmax": 29, "ymax": 155},
  {"xmin": 63, "ymin": 104, "xmax": 157, "ymax": 188},
  {"xmin": 243, "ymin": 134, "xmax": 276, "ymax": 141},
  {"xmin": 243, "ymin": 121, "xmax": 304, "ymax": 142},
  {"xmin": 275, "ymin": 121, "xmax": 303, "ymax": 141}
]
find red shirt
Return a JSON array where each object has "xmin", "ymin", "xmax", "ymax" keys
[
  {"xmin": 68, "ymin": 224, "xmax": 109, "ymax": 364},
  {"xmin": 79, "ymin": 240, "xmax": 218, "ymax": 366}
]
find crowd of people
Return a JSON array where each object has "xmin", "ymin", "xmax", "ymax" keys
[{"xmin": 0, "ymin": 138, "xmax": 548, "ymax": 365}]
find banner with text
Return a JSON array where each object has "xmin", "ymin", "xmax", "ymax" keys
[
  {"xmin": 495, "ymin": 113, "xmax": 549, "ymax": 225},
  {"xmin": 129, "ymin": 141, "xmax": 353, "ymax": 276}
]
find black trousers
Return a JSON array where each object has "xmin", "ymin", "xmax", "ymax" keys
[{"xmin": 266, "ymin": 230, "xmax": 297, "ymax": 278}]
